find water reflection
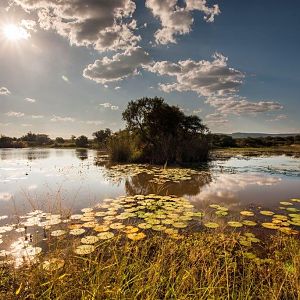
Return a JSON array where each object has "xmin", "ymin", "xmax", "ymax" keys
[
  {"xmin": 189, "ymin": 173, "xmax": 282, "ymax": 210},
  {"xmin": 125, "ymin": 172, "xmax": 212, "ymax": 197},
  {"xmin": 75, "ymin": 149, "xmax": 88, "ymax": 161}
]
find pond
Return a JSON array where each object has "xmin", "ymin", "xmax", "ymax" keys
[{"xmin": 0, "ymin": 148, "xmax": 299, "ymax": 266}]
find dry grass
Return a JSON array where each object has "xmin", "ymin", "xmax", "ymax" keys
[{"xmin": 1, "ymin": 232, "xmax": 299, "ymax": 300}]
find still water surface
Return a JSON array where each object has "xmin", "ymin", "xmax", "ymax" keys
[{"xmin": 0, "ymin": 148, "xmax": 299, "ymax": 215}]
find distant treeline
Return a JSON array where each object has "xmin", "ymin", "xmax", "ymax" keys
[
  {"xmin": 1, "ymin": 97, "xmax": 300, "ymax": 164},
  {"xmin": 209, "ymin": 134, "xmax": 300, "ymax": 148}
]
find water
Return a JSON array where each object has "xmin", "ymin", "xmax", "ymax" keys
[
  {"xmin": 0, "ymin": 148, "xmax": 299, "ymax": 266},
  {"xmin": 0, "ymin": 148, "xmax": 299, "ymax": 215}
]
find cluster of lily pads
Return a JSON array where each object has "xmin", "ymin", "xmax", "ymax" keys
[
  {"xmin": 0, "ymin": 195, "xmax": 299, "ymax": 270},
  {"xmin": 105, "ymin": 164, "xmax": 206, "ymax": 184}
]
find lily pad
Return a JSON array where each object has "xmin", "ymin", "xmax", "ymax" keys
[
  {"xmin": 240, "ymin": 211, "xmax": 254, "ymax": 217},
  {"xmin": 127, "ymin": 232, "xmax": 146, "ymax": 241},
  {"xmin": 204, "ymin": 222, "xmax": 219, "ymax": 229},
  {"xmin": 74, "ymin": 245, "xmax": 95, "ymax": 255},
  {"xmin": 81, "ymin": 235, "xmax": 99, "ymax": 244},
  {"xmin": 97, "ymin": 232, "xmax": 114, "ymax": 240},
  {"xmin": 260, "ymin": 211, "xmax": 274, "ymax": 216},
  {"xmin": 42, "ymin": 258, "xmax": 64, "ymax": 272},
  {"xmin": 227, "ymin": 221, "xmax": 243, "ymax": 228}
]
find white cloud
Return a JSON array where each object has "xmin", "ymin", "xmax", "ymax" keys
[
  {"xmin": 145, "ymin": 0, "xmax": 220, "ymax": 44},
  {"xmin": 206, "ymin": 96, "xmax": 283, "ymax": 115},
  {"xmin": 21, "ymin": 19, "xmax": 37, "ymax": 32},
  {"xmin": 25, "ymin": 97, "xmax": 36, "ymax": 103},
  {"xmin": 267, "ymin": 114, "xmax": 288, "ymax": 122},
  {"xmin": 51, "ymin": 115, "xmax": 75, "ymax": 122},
  {"xmin": 31, "ymin": 115, "xmax": 44, "ymax": 119},
  {"xmin": 147, "ymin": 53, "xmax": 244, "ymax": 96},
  {"xmin": 0, "ymin": 87, "xmax": 11, "ymax": 95},
  {"xmin": 83, "ymin": 47, "xmax": 151, "ymax": 84},
  {"xmin": 146, "ymin": 52, "xmax": 283, "ymax": 117},
  {"xmin": 21, "ymin": 123, "xmax": 32, "ymax": 127},
  {"xmin": 192, "ymin": 109, "xmax": 202, "ymax": 114},
  {"xmin": 204, "ymin": 113, "xmax": 229, "ymax": 126},
  {"xmin": 99, "ymin": 103, "xmax": 119, "ymax": 111},
  {"xmin": 5, "ymin": 111, "xmax": 25, "ymax": 117},
  {"xmin": 114, "ymin": 86, "xmax": 121, "ymax": 90},
  {"xmin": 86, "ymin": 120, "xmax": 103, "ymax": 125},
  {"xmin": 12, "ymin": 0, "xmax": 139, "ymax": 52},
  {"xmin": 62, "ymin": 75, "xmax": 70, "ymax": 83}
]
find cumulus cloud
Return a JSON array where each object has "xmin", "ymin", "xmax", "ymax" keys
[
  {"xmin": 145, "ymin": 0, "xmax": 220, "ymax": 44},
  {"xmin": 25, "ymin": 97, "xmax": 36, "ymax": 103},
  {"xmin": 21, "ymin": 123, "xmax": 32, "ymax": 127},
  {"xmin": 83, "ymin": 47, "xmax": 151, "ymax": 84},
  {"xmin": 146, "ymin": 53, "xmax": 283, "ymax": 117},
  {"xmin": 147, "ymin": 53, "xmax": 244, "ymax": 96},
  {"xmin": 99, "ymin": 103, "xmax": 119, "ymax": 110},
  {"xmin": 0, "ymin": 87, "xmax": 11, "ymax": 95},
  {"xmin": 12, "ymin": 0, "xmax": 139, "ymax": 52},
  {"xmin": 51, "ymin": 115, "xmax": 75, "ymax": 122},
  {"xmin": 5, "ymin": 111, "xmax": 25, "ymax": 117},
  {"xmin": 31, "ymin": 115, "xmax": 44, "ymax": 119},
  {"xmin": 206, "ymin": 96, "xmax": 283, "ymax": 115}
]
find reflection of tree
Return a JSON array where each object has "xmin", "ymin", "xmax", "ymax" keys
[
  {"xmin": 26, "ymin": 149, "xmax": 50, "ymax": 161},
  {"xmin": 75, "ymin": 149, "xmax": 88, "ymax": 160},
  {"xmin": 93, "ymin": 151, "xmax": 109, "ymax": 167},
  {"xmin": 0, "ymin": 149, "xmax": 51, "ymax": 161},
  {"xmin": 125, "ymin": 172, "xmax": 212, "ymax": 197}
]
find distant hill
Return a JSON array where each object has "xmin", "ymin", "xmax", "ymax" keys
[{"xmin": 229, "ymin": 132, "xmax": 300, "ymax": 139}]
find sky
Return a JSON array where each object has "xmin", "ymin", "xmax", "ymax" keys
[{"xmin": 0, "ymin": 0, "xmax": 299, "ymax": 138}]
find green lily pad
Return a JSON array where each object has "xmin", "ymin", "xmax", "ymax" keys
[{"xmin": 204, "ymin": 222, "xmax": 219, "ymax": 229}]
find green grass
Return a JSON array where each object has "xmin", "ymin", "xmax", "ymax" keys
[{"xmin": 1, "ymin": 232, "xmax": 299, "ymax": 299}]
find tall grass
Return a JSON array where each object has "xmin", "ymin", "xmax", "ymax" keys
[{"xmin": 1, "ymin": 232, "xmax": 299, "ymax": 299}]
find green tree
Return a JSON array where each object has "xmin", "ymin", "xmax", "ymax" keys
[
  {"xmin": 120, "ymin": 97, "xmax": 209, "ymax": 164},
  {"xmin": 75, "ymin": 135, "xmax": 88, "ymax": 148},
  {"xmin": 55, "ymin": 137, "xmax": 65, "ymax": 144},
  {"xmin": 92, "ymin": 129, "xmax": 112, "ymax": 147}
]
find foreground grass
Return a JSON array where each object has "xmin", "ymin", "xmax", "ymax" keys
[{"xmin": 0, "ymin": 232, "xmax": 299, "ymax": 300}]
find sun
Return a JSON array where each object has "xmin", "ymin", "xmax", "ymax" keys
[{"xmin": 3, "ymin": 24, "xmax": 29, "ymax": 41}]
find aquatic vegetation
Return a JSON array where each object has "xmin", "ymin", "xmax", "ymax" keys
[
  {"xmin": 42, "ymin": 258, "xmax": 64, "ymax": 272},
  {"xmin": 127, "ymin": 232, "xmax": 146, "ymax": 241},
  {"xmin": 69, "ymin": 228, "xmax": 85, "ymax": 236},
  {"xmin": 227, "ymin": 221, "xmax": 243, "ymax": 228},
  {"xmin": 240, "ymin": 210, "xmax": 255, "ymax": 217},
  {"xmin": 204, "ymin": 222, "xmax": 219, "ymax": 229},
  {"xmin": 81, "ymin": 236, "xmax": 99, "ymax": 245},
  {"xmin": 97, "ymin": 232, "xmax": 114, "ymax": 240},
  {"xmin": 51, "ymin": 230, "xmax": 66, "ymax": 237},
  {"xmin": 260, "ymin": 210, "xmax": 275, "ymax": 216},
  {"xmin": 74, "ymin": 245, "xmax": 95, "ymax": 255}
]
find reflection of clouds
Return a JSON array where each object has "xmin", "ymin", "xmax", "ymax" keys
[
  {"xmin": 0, "ymin": 192, "xmax": 13, "ymax": 201},
  {"xmin": 191, "ymin": 173, "xmax": 281, "ymax": 203}
]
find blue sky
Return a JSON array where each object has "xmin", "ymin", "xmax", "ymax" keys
[{"xmin": 0, "ymin": 0, "xmax": 299, "ymax": 137}]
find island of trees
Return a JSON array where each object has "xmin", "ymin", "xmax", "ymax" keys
[{"xmin": 1, "ymin": 97, "xmax": 300, "ymax": 163}]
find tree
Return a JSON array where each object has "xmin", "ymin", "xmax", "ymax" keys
[
  {"xmin": 75, "ymin": 135, "xmax": 88, "ymax": 148},
  {"xmin": 92, "ymin": 128, "xmax": 112, "ymax": 147},
  {"xmin": 55, "ymin": 137, "xmax": 65, "ymax": 144},
  {"xmin": 120, "ymin": 97, "xmax": 209, "ymax": 164}
]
